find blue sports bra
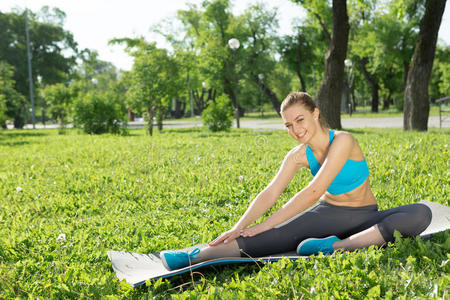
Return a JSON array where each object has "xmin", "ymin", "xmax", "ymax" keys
[{"xmin": 305, "ymin": 129, "xmax": 369, "ymax": 195}]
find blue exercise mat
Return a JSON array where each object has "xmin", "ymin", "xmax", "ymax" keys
[{"xmin": 107, "ymin": 200, "xmax": 450, "ymax": 287}]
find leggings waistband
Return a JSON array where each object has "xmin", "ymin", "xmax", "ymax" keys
[{"xmin": 319, "ymin": 199, "xmax": 378, "ymax": 210}]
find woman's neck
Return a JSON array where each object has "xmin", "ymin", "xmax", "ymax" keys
[{"xmin": 307, "ymin": 127, "xmax": 330, "ymax": 155}]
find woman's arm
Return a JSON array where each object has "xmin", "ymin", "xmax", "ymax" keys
[
  {"xmin": 241, "ymin": 132, "xmax": 355, "ymax": 237},
  {"xmin": 209, "ymin": 145, "xmax": 306, "ymax": 246}
]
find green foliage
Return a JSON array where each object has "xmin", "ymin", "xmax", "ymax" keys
[
  {"xmin": 0, "ymin": 127, "xmax": 448, "ymax": 298},
  {"xmin": 429, "ymin": 46, "xmax": 450, "ymax": 99},
  {"xmin": 0, "ymin": 8, "xmax": 77, "ymax": 127},
  {"xmin": 72, "ymin": 91, "xmax": 126, "ymax": 134},
  {"xmin": 0, "ymin": 61, "xmax": 26, "ymax": 127},
  {"xmin": 278, "ymin": 24, "xmax": 325, "ymax": 94},
  {"xmin": 111, "ymin": 38, "xmax": 181, "ymax": 134},
  {"xmin": 202, "ymin": 94, "xmax": 234, "ymax": 131},
  {"xmin": 171, "ymin": 0, "xmax": 285, "ymax": 114},
  {"xmin": 0, "ymin": 95, "xmax": 6, "ymax": 127},
  {"xmin": 76, "ymin": 49, "xmax": 120, "ymax": 91},
  {"xmin": 40, "ymin": 83, "xmax": 73, "ymax": 132},
  {"xmin": 395, "ymin": 97, "xmax": 404, "ymax": 112}
]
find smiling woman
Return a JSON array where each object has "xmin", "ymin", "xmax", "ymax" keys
[{"xmin": 159, "ymin": 92, "xmax": 432, "ymax": 271}]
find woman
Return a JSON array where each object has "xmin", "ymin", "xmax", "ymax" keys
[{"xmin": 161, "ymin": 92, "xmax": 432, "ymax": 271}]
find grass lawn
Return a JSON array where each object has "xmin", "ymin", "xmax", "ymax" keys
[{"xmin": 0, "ymin": 127, "xmax": 449, "ymax": 298}]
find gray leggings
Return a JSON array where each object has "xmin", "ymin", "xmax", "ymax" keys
[{"xmin": 236, "ymin": 200, "xmax": 432, "ymax": 257}]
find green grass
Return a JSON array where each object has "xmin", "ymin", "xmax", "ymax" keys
[{"xmin": 0, "ymin": 128, "xmax": 449, "ymax": 299}]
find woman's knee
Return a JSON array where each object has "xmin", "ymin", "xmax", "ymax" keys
[
  {"xmin": 398, "ymin": 203, "xmax": 432, "ymax": 236},
  {"xmin": 410, "ymin": 203, "xmax": 432, "ymax": 233},
  {"xmin": 379, "ymin": 203, "xmax": 432, "ymax": 241}
]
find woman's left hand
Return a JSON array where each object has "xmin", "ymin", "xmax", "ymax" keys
[{"xmin": 240, "ymin": 223, "xmax": 269, "ymax": 237}]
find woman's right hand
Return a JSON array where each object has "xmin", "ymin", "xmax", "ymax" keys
[{"xmin": 208, "ymin": 227, "xmax": 242, "ymax": 246}]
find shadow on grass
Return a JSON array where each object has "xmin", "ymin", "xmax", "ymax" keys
[
  {"xmin": 0, "ymin": 130, "xmax": 50, "ymax": 146},
  {"xmin": 0, "ymin": 140, "xmax": 33, "ymax": 147},
  {"xmin": 159, "ymin": 128, "xmax": 254, "ymax": 138},
  {"xmin": 0, "ymin": 131, "xmax": 48, "ymax": 139},
  {"xmin": 160, "ymin": 128, "xmax": 205, "ymax": 134}
]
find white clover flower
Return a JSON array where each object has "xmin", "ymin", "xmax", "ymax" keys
[
  {"xmin": 239, "ymin": 175, "xmax": 244, "ymax": 181},
  {"xmin": 57, "ymin": 233, "xmax": 66, "ymax": 242},
  {"xmin": 16, "ymin": 186, "xmax": 22, "ymax": 192}
]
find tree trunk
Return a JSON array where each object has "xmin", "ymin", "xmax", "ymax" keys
[
  {"xmin": 42, "ymin": 106, "xmax": 46, "ymax": 126},
  {"xmin": 344, "ymin": 81, "xmax": 351, "ymax": 113},
  {"xmin": 360, "ymin": 57, "xmax": 379, "ymax": 113},
  {"xmin": 171, "ymin": 98, "xmax": 184, "ymax": 119},
  {"xmin": 403, "ymin": 61, "xmax": 409, "ymax": 87},
  {"xmin": 383, "ymin": 89, "xmax": 392, "ymax": 110},
  {"xmin": 14, "ymin": 105, "xmax": 25, "ymax": 129},
  {"xmin": 296, "ymin": 34, "xmax": 307, "ymax": 92},
  {"xmin": 147, "ymin": 108, "xmax": 154, "ymax": 136},
  {"xmin": 262, "ymin": 82, "xmax": 281, "ymax": 116},
  {"xmin": 249, "ymin": 73, "xmax": 281, "ymax": 116},
  {"xmin": 403, "ymin": 0, "xmax": 446, "ymax": 131},
  {"xmin": 296, "ymin": 69, "xmax": 307, "ymax": 93},
  {"xmin": 193, "ymin": 89, "xmax": 206, "ymax": 115},
  {"xmin": 224, "ymin": 81, "xmax": 244, "ymax": 117},
  {"xmin": 351, "ymin": 88, "xmax": 356, "ymax": 111},
  {"xmin": 157, "ymin": 115, "xmax": 163, "ymax": 131},
  {"xmin": 315, "ymin": 0, "xmax": 349, "ymax": 129}
]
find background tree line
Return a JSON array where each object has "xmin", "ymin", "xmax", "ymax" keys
[{"xmin": 0, "ymin": 0, "xmax": 448, "ymax": 134}]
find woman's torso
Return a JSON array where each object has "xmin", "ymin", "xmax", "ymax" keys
[{"xmin": 306, "ymin": 130, "xmax": 377, "ymax": 207}]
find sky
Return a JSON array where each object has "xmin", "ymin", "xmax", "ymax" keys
[{"xmin": 1, "ymin": 0, "xmax": 449, "ymax": 71}]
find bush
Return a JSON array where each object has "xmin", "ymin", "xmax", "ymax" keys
[
  {"xmin": 394, "ymin": 97, "xmax": 404, "ymax": 112},
  {"xmin": 0, "ymin": 94, "xmax": 7, "ymax": 127},
  {"xmin": 202, "ymin": 94, "xmax": 233, "ymax": 132},
  {"xmin": 73, "ymin": 91, "xmax": 127, "ymax": 134}
]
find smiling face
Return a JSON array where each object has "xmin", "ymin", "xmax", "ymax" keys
[{"xmin": 281, "ymin": 103, "xmax": 320, "ymax": 143}]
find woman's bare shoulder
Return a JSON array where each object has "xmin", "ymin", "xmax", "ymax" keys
[
  {"xmin": 333, "ymin": 130, "xmax": 364, "ymax": 159},
  {"xmin": 333, "ymin": 130, "xmax": 356, "ymax": 145},
  {"xmin": 285, "ymin": 143, "xmax": 308, "ymax": 167},
  {"xmin": 333, "ymin": 130, "xmax": 353, "ymax": 139}
]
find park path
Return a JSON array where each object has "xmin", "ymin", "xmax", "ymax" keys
[
  {"xmin": 130, "ymin": 116, "xmax": 448, "ymax": 130},
  {"xmin": 9, "ymin": 116, "xmax": 448, "ymax": 130}
]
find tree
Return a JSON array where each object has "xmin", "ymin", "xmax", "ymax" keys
[
  {"xmin": 240, "ymin": 3, "xmax": 285, "ymax": 115},
  {"xmin": 111, "ymin": 38, "xmax": 181, "ymax": 135},
  {"xmin": 76, "ymin": 49, "xmax": 118, "ymax": 91},
  {"xmin": 0, "ymin": 7, "xmax": 78, "ymax": 128},
  {"xmin": 428, "ymin": 46, "xmax": 450, "ymax": 101},
  {"xmin": 40, "ymin": 83, "xmax": 72, "ymax": 132},
  {"xmin": 403, "ymin": 0, "xmax": 446, "ymax": 131},
  {"xmin": 175, "ymin": 0, "xmax": 285, "ymax": 116},
  {"xmin": 295, "ymin": 0, "xmax": 350, "ymax": 129},
  {"xmin": 279, "ymin": 25, "xmax": 325, "ymax": 94},
  {"xmin": 0, "ymin": 61, "xmax": 26, "ymax": 128}
]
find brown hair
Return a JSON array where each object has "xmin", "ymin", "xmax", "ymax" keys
[{"xmin": 281, "ymin": 92, "xmax": 328, "ymax": 128}]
